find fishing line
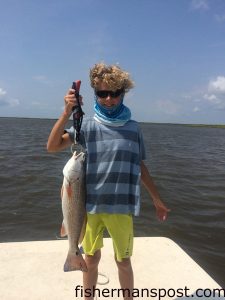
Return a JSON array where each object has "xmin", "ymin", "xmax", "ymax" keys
[
  {"xmin": 94, "ymin": 272, "xmax": 110, "ymax": 300},
  {"xmin": 97, "ymin": 272, "xmax": 110, "ymax": 285}
]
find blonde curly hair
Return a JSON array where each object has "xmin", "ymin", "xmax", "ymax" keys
[{"xmin": 89, "ymin": 63, "xmax": 134, "ymax": 92}]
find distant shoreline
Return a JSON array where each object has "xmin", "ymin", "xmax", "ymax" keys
[{"xmin": 0, "ymin": 116, "xmax": 225, "ymax": 128}]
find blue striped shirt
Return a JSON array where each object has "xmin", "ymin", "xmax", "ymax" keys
[{"xmin": 66, "ymin": 117, "xmax": 146, "ymax": 216}]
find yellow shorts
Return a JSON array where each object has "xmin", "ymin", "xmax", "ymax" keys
[{"xmin": 82, "ymin": 213, "xmax": 133, "ymax": 262}]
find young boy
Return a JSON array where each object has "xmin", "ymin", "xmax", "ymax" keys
[{"xmin": 47, "ymin": 63, "xmax": 170, "ymax": 300}]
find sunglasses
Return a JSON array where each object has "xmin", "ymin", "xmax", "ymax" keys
[{"xmin": 95, "ymin": 89, "xmax": 124, "ymax": 98}]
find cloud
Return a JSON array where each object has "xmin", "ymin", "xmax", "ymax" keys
[
  {"xmin": 0, "ymin": 88, "xmax": 8, "ymax": 106},
  {"xmin": 209, "ymin": 76, "xmax": 225, "ymax": 93},
  {"xmin": 0, "ymin": 87, "xmax": 20, "ymax": 107},
  {"xmin": 180, "ymin": 76, "xmax": 225, "ymax": 114},
  {"xmin": 201, "ymin": 76, "xmax": 225, "ymax": 110},
  {"xmin": 0, "ymin": 97, "xmax": 20, "ymax": 107},
  {"xmin": 193, "ymin": 106, "xmax": 200, "ymax": 112},
  {"xmin": 33, "ymin": 75, "xmax": 47, "ymax": 81},
  {"xmin": 203, "ymin": 93, "xmax": 225, "ymax": 108},
  {"xmin": 190, "ymin": 0, "xmax": 209, "ymax": 11},
  {"xmin": 156, "ymin": 99, "xmax": 180, "ymax": 115},
  {"xmin": 215, "ymin": 13, "xmax": 225, "ymax": 23},
  {"xmin": 31, "ymin": 101, "xmax": 42, "ymax": 106},
  {"xmin": 7, "ymin": 98, "xmax": 20, "ymax": 107},
  {"xmin": 33, "ymin": 75, "xmax": 51, "ymax": 85},
  {"xmin": 0, "ymin": 88, "xmax": 7, "ymax": 97},
  {"xmin": 203, "ymin": 93, "xmax": 217, "ymax": 101},
  {"xmin": 30, "ymin": 100, "xmax": 50, "ymax": 110},
  {"xmin": 204, "ymin": 95, "xmax": 225, "ymax": 109}
]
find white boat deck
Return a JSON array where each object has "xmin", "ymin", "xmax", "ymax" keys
[{"xmin": 0, "ymin": 237, "xmax": 223, "ymax": 299}]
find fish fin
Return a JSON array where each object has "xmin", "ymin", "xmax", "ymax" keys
[
  {"xmin": 78, "ymin": 214, "xmax": 87, "ymax": 244},
  {"xmin": 64, "ymin": 252, "xmax": 88, "ymax": 272},
  {"xmin": 60, "ymin": 220, "xmax": 67, "ymax": 237}
]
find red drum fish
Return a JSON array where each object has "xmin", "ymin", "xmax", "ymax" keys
[{"xmin": 61, "ymin": 150, "xmax": 87, "ymax": 272}]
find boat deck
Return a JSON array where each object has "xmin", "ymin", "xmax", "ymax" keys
[{"xmin": 0, "ymin": 237, "xmax": 222, "ymax": 299}]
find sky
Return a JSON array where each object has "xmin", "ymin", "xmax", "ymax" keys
[{"xmin": 0, "ymin": 0, "xmax": 225, "ymax": 124}]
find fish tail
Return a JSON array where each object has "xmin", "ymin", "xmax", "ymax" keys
[{"xmin": 63, "ymin": 252, "xmax": 88, "ymax": 272}]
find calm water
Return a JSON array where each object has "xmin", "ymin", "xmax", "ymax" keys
[{"xmin": 0, "ymin": 117, "xmax": 224, "ymax": 287}]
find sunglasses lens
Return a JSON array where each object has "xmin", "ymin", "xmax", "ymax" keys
[
  {"xmin": 96, "ymin": 91, "xmax": 108, "ymax": 98},
  {"xmin": 111, "ymin": 90, "xmax": 122, "ymax": 97},
  {"xmin": 95, "ymin": 89, "xmax": 123, "ymax": 98}
]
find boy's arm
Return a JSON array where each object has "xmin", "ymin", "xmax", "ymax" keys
[
  {"xmin": 47, "ymin": 87, "xmax": 82, "ymax": 152},
  {"xmin": 47, "ymin": 112, "xmax": 72, "ymax": 152},
  {"xmin": 141, "ymin": 160, "xmax": 170, "ymax": 221}
]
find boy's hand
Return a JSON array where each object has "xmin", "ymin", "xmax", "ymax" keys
[
  {"xmin": 154, "ymin": 200, "xmax": 171, "ymax": 221},
  {"xmin": 63, "ymin": 89, "xmax": 83, "ymax": 117}
]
